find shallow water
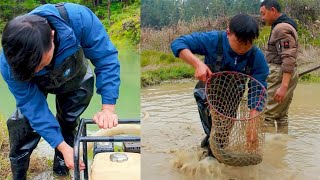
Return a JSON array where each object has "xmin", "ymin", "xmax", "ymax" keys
[{"xmin": 141, "ymin": 81, "xmax": 320, "ymax": 180}]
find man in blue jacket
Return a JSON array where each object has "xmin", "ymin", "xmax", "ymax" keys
[
  {"xmin": 171, "ymin": 14, "xmax": 269, "ymax": 155},
  {"xmin": 0, "ymin": 3, "xmax": 120, "ymax": 179}
]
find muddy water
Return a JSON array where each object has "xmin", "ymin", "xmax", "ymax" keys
[{"xmin": 141, "ymin": 81, "xmax": 320, "ymax": 180}]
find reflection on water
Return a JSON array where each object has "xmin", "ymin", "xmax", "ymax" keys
[{"xmin": 141, "ymin": 81, "xmax": 320, "ymax": 180}]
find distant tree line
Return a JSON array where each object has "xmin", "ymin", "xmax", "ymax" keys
[
  {"xmin": 279, "ymin": 0, "xmax": 320, "ymax": 25},
  {"xmin": 141, "ymin": 0, "xmax": 261, "ymax": 28},
  {"xmin": 141, "ymin": 0, "xmax": 320, "ymax": 28}
]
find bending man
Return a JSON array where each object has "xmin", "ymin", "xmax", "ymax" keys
[{"xmin": 0, "ymin": 3, "xmax": 119, "ymax": 179}]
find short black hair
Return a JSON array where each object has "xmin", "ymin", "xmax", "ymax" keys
[
  {"xmin": 1, "ymin": 15, "xmax": 52, "ymax": 82},
  {"xmin": 260, "ymin": 0, "xmax": 282, "ymax": 12},
  {"xmin": 229, "ymin": 14, "xmax": 259, "ymax": 44}
]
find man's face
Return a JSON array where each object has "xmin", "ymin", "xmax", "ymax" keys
[
  {"xmin": 227, "ymin": 30, "xmax": 253, "ymax": 55},
  {"xmin": 260, "ymin": 6, "xmax": 275, "ymax": 26},
  {"xmin": 35, "ymin": 30, "xmax": 55, "ymax": 73}
]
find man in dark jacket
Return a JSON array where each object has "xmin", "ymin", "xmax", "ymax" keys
[
  {"xmin": 260, "ymin": 0, "xmax": 299, "ymax": 133},
  {"xmin": 0, "ymin": 3, "xmax": 120, "ymax": 179},
  {"xmin": 171, "ymin": 14, "xmax": 269, "ymax": 154}
]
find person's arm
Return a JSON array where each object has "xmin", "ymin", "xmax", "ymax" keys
[
  {"xmin": 247, "ymin": 52, "xmax": 268, "ymax": 150},
  {"xmin": 273, "ymin": 24, "xmax": 298, "ymax": 103},
  {"xmin": 68, "ymin": 4, "xmax": 120, "ymax": 128},
  {"xmin": 171, "ymin": 31, "xmax": 217, "ymax": 81},
  {"xmin": 1, "ymin": 77, "xmax": 64, "ymax": 148},
  {"xmin": 1, "ymin": 53, "xmax": 87, "ymax": 171},
  {"xmin": 179, "ymin": 49, "xmax": 212, "ymax": 82},
  {"xmin": 248, "ymin": 49, "xmax": 269, "ymax": 116},
  {"xmin": 171, "ymin": 32, "xmax": 212, "ymax": 57}
]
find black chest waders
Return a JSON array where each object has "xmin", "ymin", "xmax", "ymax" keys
[
  {"xmin": 7, "ymin": 4, "xmax": 94, "ymax": 179},
  {"xmin": 193, "ymin": 31, "xmax": 256, "ymax": 154}
]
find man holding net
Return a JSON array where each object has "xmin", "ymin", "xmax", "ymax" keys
[
  {"xmin": 260, "ymin": 0, "xmax": 299, "ymax": 134},
  {"xmin": 171, "ymin": 14, "xmax": 269, "ymax": 158}
]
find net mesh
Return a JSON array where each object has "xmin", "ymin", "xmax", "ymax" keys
[{"xmin": 205, "ymin": 71, "xmax": 267, "ymax": 166}]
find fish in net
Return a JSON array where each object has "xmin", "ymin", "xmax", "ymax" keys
[{"xmin": 205, "ymin": 71, "xmax": 267, "ymax": 166}]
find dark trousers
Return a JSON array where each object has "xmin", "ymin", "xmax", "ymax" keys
[{"xmin": 7, "ymin": 73, "xmax": 94, "ymax": 180}]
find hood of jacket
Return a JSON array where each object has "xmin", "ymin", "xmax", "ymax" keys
[{"xmin": 272, "ymin": 14, "xmax": 298, "ymax": 31}]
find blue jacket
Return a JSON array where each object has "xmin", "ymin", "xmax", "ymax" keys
[
  {"xmin": 171, "ymin": 31, "xmax": 269, "ymax": 110},
  {"xmin": 171, "ymin": 31, "xmax": 269, "ymax": 87},
  {"xmin": 0, "ymin": 3, "xmax": 120, "ymax": 148}
]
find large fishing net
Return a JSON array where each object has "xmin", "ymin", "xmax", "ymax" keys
[{"xmin": 205, "ymin": 71, "xmax": 267, "ymax": 166}]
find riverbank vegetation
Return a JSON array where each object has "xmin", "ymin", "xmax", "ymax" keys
[
  {"xmin": 0, "ymin": 115, "xmax": 52, "ymax": 179},
  {"xmin": 0, "ymin": 115, "xmax": 10, "ymax": 178},
  {"xmin": 141, "ymin": 0, "xmax": 320, "ymax": 87},
  {"xmin": 141, "ymin": 50, "xmax": 194, "ymax": 86},
  {"xmin": 0, "ymin": 0, "xmax": 140, "ymax": 47}
]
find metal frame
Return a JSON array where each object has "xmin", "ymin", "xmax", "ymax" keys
[{"xmin": 74, "ymin": 118, "xmax": 140, "ymax": 180}]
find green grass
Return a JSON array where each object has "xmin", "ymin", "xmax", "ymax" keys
[
  {"xmin": 0, "ymin": 1, "xmax": 141, "ymax": 47},
  {"xmin": 141, "ymin": 50, "xmax": 181, "ymax": 67},
  {"xmin": 299, "ymin": 73, "xmax": 320, "ymax": 82},
  {"xmin": 255, "ymin": 26, "xmax": 271, "ymax": 50},
  {"xmin": 102, "ymin": 1, "xmax": 141, "ymax": 46},
  {"xmin": 0, "ymin": 114, "xmax": 10, "ymax": 179},
  {"xmin": 141, "ymin": 50, "xmax": 194, "ymax": 87}
]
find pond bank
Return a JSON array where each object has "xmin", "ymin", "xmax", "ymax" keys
[{"xmin": 141, "ymin": 49, "xmax": 320, "ymax": 87}]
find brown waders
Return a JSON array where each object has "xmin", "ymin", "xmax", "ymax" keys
[{"xmin": 264, "ymin": 63, "xmax": 298, "ymax": 133}]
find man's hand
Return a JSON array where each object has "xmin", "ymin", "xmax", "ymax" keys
[
  {"xmin": 274, "ymin": 86, "xmax": 288, "ymax": 103},
  {"xmin": 195, "ymin": 62, "xmax": 213, "ymax": 82},
  {"xmin": 178, "ymin": 49, "xmax": 212, "ymax": 82},
  {"xmin": 274, "ymin": 72, "xmax": 291, "ymax": 103},
  {"xmin": 93, "ymin": 104, "xmax": 118, "ymax": 129},
  {"xmin": 57, "ymin": 141, "xmax": 85, "ymax": 170}
]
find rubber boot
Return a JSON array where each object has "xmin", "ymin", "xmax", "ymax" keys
[
  {"xmin": 7, "ymin": 109, "xmax": 41, "ymax": 180},
  {"xmin": 200, "ymin": 135, "xmax": 209, "ymax": 148},
  {"xmin": 10, "ymin": 153, "xmax": 31, "ymax": 180},
  {"xmin": 263, "ymin": 119, "xmax": 276, "ymax": 133},
  {"xmin": 194, "ymin": 81, "xmax": 212, "ymax": 136},
  {"xmin": 276, "ymin": 121, "xmax": 288, "ymax": 134},
  {"xmin": 53, "ymin": 149, "xmax": 69, "ymax": 176}
]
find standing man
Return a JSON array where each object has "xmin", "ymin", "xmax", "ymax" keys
[
  {"xmin": 260, "ymin": 0, "xmax": 299, "ymax": 133},
  {"xmin": 0, "ymin": 3, "xmax": 119, "ymax": 179},
  {"xmin": 171, "ymin": 14, "xmax": 269, "ymax": 155}
]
